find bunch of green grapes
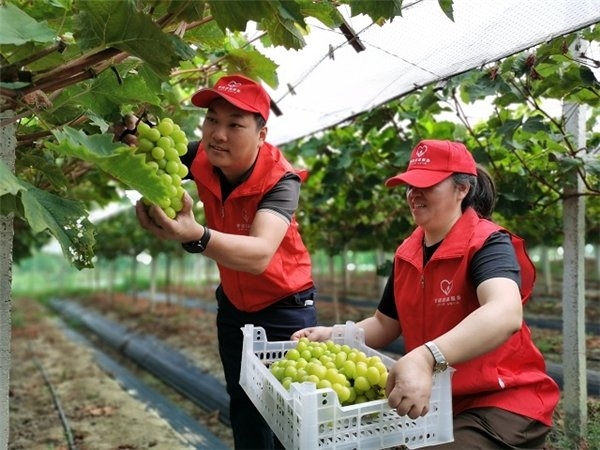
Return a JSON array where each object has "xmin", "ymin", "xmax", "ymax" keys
[
  {"xmin": 269, "ymin": 338, "xmax": 389, "ymax": 406},
  {"xmin": 135, "ymin": 118, "xmax": 189, "ymax": 219}
]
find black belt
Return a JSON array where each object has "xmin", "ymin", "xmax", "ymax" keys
[{"xmin": 276, "ymin": 286, "xmax": 316, "ymax": 307}]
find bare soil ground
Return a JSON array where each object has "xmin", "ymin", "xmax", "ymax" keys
[
  {"xmin": 9, "ymin": 289, "xmax": 600, "ymax": 450},
  {"xmin": 9, "ymin": 296, "xmax": 234, "ymax": 450}
]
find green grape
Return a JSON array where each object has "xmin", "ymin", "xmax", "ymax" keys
[
  {"xmin": 286, "ymin": 348, "xmax": 300, "ymax": 361},
  {"xmin": 300, "ymin": 349, "xmax": 312, "ymax": 361},
  {"xmin": 171, "ymin": 129, "xmax": 187, "ymax": 145},
  {"xmin": 166, "ymin": 184, "xmax": 178, "ymax": 198},
  {"xmin": 138, "ymin": 137, "xmax": 154, "ymax": 152},
  {"xmin": 332, "ymin": 383, "xmax": 351, "ymax": 403},
  {"xmin": 151, "ymin": 146, "xmax": 166, "ymax": 160},
  {"xmin": 171, "ymin": 174, "xmax": 182, "ymax": 186},
  {"xmin": 284, "ymin": 365, "xmax": 297, "ymax": 379},
  {"xmin": 379, "ymin": 371, "xmax": 388, "ymax": 386},
  {"xmin": 135, "ymin": 117, "xmax": 191, "ymax": 220},
  {"xmin": 270, "ymin": 365, "xmax": 285, "ymax": 381},
  {"xmin": 317, "ymin": 379, "xmax": 332, "ymax": 389},
  {"xmin": 164, "ymin": 146, "xmax": 179, "ymax": 161},
  {"xmin": 160, "ymin": 173, "xmax": 173, "ymax": 186},
  {"xmin": 342, "ymin": 360, "xmax": 356, "ymax": 379},
  {"xmin": 157, "ymin": 118, "xmax": 175, "ymax": 136},
  {"xmin": 271, "ymin": 338, "xmax": 390, "ymax": 405},
  {"xmin": 163, "ymin": 206, "xmax": 176, "ymax": 219},
  {"xmin": 157, "ymin": 197, "xmax": 171, "ymax": 209},
  {"xmin": 366, "ymin": 366, "xmax": 381, "ymax": 385},
  {"xmin": 157, "ymin": 136, "xmax": 174, "ymax": 151},
  {"xmin": 165, "ymin": 160, "xmax": 180, "ymax": 175},
  {"xmin": 305, "ymin": 374, "xmax": 320, "ymax": 384},
  {"xmin": 146, "ymin": 127, "xmax": 161, "ymax": 142},
  {"xmin": 354, "ymin": 376, "xmax": 370, "ymax": 392},
  {"xmin": 335, "ymin": 351, "xmax": 348, "ymax": 366},
  {"xmin": 137, "ymin": 122, "xmax": 151, "ymax": 136},
  {"xmin": 355, "ymin": 362, "xmax": 368, "ymax": 378},
  {"xmin": 178, "ymin": 164, "xmax": 189, "ymax": 178},
  {"xmin": 175, "ymin": 142, "xmax": 188, "ymax": 156},
  {"xmin": 170, "ymin": 196, "xmax": 183, "ymax": 212}
]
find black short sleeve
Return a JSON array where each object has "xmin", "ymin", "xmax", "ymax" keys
[
  {"xmin": 377, "ymin": 269, "xmax": 398, "ymax": 319},
  {"xmin": 470, "ymin": 231, "xmax": 521, "ymax": 289},
  {"xmin": 257, "ymin": 172, "xmax": 302, "ymax": 223},
  {"xmin": 181, "ymin": 141, "xmax": 199, "ymax": 180}
]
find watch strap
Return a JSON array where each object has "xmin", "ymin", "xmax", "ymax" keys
[
  {"xmin": 424, "ymin": 341, "xmax": 448, "ymax": 373},
  {"xmin": 181, "ymin": 226, "xmax": 211, "ymax": 253}
]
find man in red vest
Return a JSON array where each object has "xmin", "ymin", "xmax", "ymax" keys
[{"xmin": 136, "ymin": 74, "xmax": 317, "ymax": 449}]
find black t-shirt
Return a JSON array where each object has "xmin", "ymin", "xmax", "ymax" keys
[
  {"xmin": 377, "ymin": 231, "xmax": 521, "ymax": 319},
  {"xmin": 182, "ymin": 141, "xmax": 300, "ymax": 223}
]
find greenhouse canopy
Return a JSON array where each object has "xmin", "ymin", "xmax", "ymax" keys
[{"xmin": 255, "ymin": 0, "xmax": 600, "ymax": 145}]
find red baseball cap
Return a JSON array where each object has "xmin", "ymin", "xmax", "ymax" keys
[
  {"xmin": 385, "ymin": 140, "xmax": 477, "ymax": 188},
  {"xmin": 191, "ymin": 74, "xmax": 271, "ymax": 121}
]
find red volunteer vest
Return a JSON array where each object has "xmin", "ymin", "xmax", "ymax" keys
[
  {"xmin": 393, "ymin": 208, "xmax": 559, "ymax": 426},
  {"xmin": 190, "ymin": 141, "xmax": 313, "ymax": 312}
]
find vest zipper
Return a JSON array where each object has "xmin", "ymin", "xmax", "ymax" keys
[{"xmin": 421, "ymin": 274, "xmax": 425, "ymax": 289}]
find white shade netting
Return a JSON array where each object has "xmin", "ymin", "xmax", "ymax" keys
[{"xmin": 254, "ymin": 0, "xmax": 600, "ymax": 145}]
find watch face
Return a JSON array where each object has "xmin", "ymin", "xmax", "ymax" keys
[
  {"xmin": 182, "ymin": 240, "xmax": 205, "ymax": 253},
  {"xmin": 435, "ymin": 361, "xmax": 448, "ymax": 373}
]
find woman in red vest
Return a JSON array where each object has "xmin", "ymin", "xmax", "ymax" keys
[
  {"xmin": 293, "ymin": 140, "xmax": 560, "ymax": 449},
  {"xmin": 136, "ymin": 74, "xmax": 317, "ymax": 449}
]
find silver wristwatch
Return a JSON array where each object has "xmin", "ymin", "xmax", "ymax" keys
[{"xmin": 424, "ymin": 341, "xmax": 448, "ymax": 373}]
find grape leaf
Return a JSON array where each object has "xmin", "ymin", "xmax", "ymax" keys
[
  {"xmin": 74, "ymin": 1, "xmax": 194, "ymax": 77},
  {"xmin": 45, "ymin": 126, "xmax": 171, "ymax": 205},
  {"xmin": 0, "ymin": 160, "xmax": 94, "ymax": 269},
  {"xmin": 0, "ymin": 2, "xmax": 56, "ymax": 45}
]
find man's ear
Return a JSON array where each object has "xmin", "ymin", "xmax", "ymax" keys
[{"xmin": 258, "ymin": 126, "xmax": 268, "ymax": 145}]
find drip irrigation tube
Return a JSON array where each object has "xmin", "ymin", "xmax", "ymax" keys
[
  {"xmin": 55, "ymin": 318, "xmax": 229, "ymax": 450},
  {"xmin": 50, "ymin": 299, "xmax": 231, "ymax": 426},
  {"xmin": 30, "ymin": 343, "xmax": 77, "ymax": 450}
]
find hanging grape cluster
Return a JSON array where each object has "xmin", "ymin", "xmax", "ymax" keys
[
  {"xmin": 135, "ymin": 118, "xmax": 190, "ymax": 219},
  {"xmin": 270, "ymin": 337, "xmax": 389, "ymax": 406}
]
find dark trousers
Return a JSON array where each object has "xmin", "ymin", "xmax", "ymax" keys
[
  {"xmin": 426, "ymin": 407, "xmax": 552, "ymax": 449},
  {"xmin": 216, "ymin": 286, "xmax": 317, "ymax": 450}
]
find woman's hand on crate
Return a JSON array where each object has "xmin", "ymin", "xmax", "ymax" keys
[
  {"xmin": 386, "ymin": 347, "xmax": 434, "ymax": 419},
  {"xmin": 291, "ymin": 326, "xmax": 332, "ymax": 341}
]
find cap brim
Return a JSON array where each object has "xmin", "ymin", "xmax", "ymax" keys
[
  {"xmin": 191, "ymin": 89, "xmax": 261, "ymax": 116},
  {"xmin": 385, "ymin": 170, "xmax": 452, "ymax": 188}
]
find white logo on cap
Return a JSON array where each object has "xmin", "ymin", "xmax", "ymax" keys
[
  {"xmin": 218, "ymin": 80, "xmax": 242, "ymax": 95},
  {"xmin": 410, "ymin": 143, "xmax": 430, "ymax": 167}
]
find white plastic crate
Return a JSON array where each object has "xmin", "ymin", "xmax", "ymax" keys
[{"xmin": 240, "ymin": 322, "xmax": 454, "ymax": 450}]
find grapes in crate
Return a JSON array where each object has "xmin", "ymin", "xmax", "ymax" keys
[
  {"xmin": 135, "ymin": 118, "xmax": 190, "ymax": 219},
  {"xmin": 269, "ymin": 337, "xmax": 389, "ymax": 406}
]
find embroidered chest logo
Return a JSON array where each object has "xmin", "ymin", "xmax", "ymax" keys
[
  {"xmin": 235, "ymin": 208, "xmax": 251, "ymax": 233},
  {"xmin": 434, "ymin": 278, "xmax": 461, "ymax": 306},
  {"xmin": 241, "ymin": 208, "xmax": 250, "ymax": 223},
  {"xmin": 440, "ymin": 279, "xmax": 452, "ymax": 295}
]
